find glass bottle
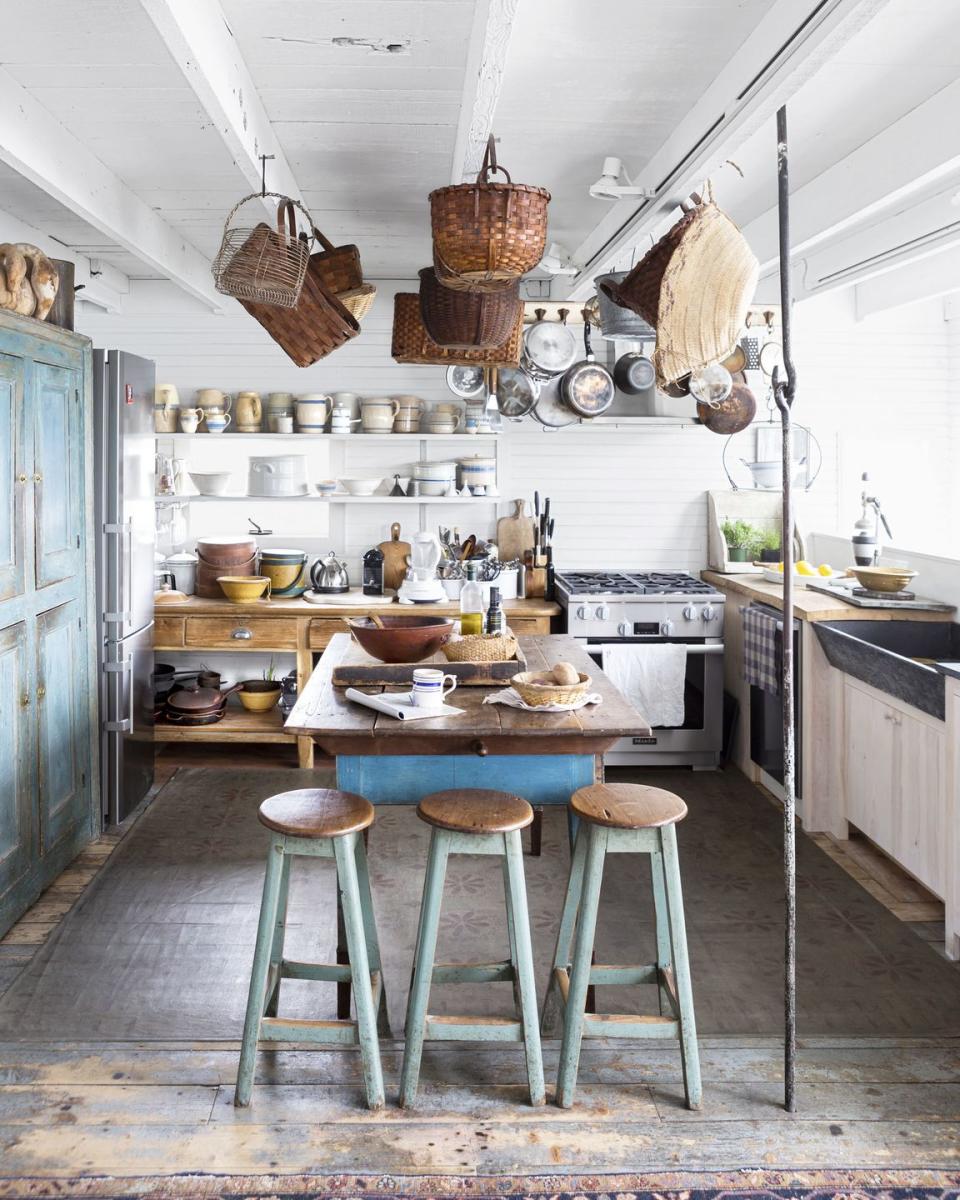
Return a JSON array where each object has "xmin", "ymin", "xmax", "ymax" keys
[
  {"xmin": 485, "ymin": 585, "xmax": 505, "ymax": 636},
  {"xmin": 459, "ymin": 562, "xmax": 484, "ymax": 637}
]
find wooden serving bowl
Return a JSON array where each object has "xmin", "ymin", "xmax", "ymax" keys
[
  {"xmin": 851, "ymin": 566, "xmax": 917, "ymax": 593},
  {"xmin": 347, "ymin": 615, "xmax": 454, "ymax": 664}
]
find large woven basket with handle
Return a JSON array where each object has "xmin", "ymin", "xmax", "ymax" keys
[
  {"xmin": 391, "ymin": 292, "xmax": 522, "ymax": 366},
  {"xmin": 309, "ymin": 227, "xmax": 363, "ymax": 295},
  {"xmin": 213, "ymin": 194, "xmax": 312, "ymax": 308},
  {"xmin": 429, "ymin": 137, "xmax": 549, "ymax": 290},
  {"xmin": 419, "ymin": 267, "xmax": 521, "ymax": 348},
  {"xmin": 597, "ymin": 205, "xmax": 700, "ymax": 328}
]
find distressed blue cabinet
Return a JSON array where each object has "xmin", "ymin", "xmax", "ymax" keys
[{"xmin": 0, "ymin": 312, "xmax": 97, "ymax": 936}]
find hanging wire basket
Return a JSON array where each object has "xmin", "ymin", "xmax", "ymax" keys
[
  {"xmin": 212, "ymin": 192, "xmax": 314, "ymax": 309},
  {"xmin": 722, "ymin": 409, "xmax": 822, "ymax": 492}
]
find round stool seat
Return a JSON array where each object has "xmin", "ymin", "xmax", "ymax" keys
[
  {"xmin": 571, "ymin": 783, "xmax": 687, "ymax": 830},
  {"xmin": 258, "ymin": 788, "xmax": 374, "ymax": 839},
  {"xmin": 417, "ymin": 788, "xmax": 533, "ymax": 834}
]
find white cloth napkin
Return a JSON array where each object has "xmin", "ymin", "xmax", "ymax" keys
[
  {"xmin": 483, "ymin": 688, "xmax": 603, "ymax": 713},
  {"xmin": 599, "ymin": 643, "xmax": 686, "ymax": 727}
]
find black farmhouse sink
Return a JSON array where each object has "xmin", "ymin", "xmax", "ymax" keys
[{"xmin": 813, "ymin": 620, "xmax": 960, "ymax": 720}]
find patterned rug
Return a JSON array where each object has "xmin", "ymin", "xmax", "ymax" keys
[{"xmin": 0, "ymin": 1169, "xmax": 956, "ymax": 1199}]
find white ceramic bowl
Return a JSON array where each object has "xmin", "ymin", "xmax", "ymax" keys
[
  {"xmin": 315, "ymin": 479, "xmax": 339, "ymax": 495},
  {"xmin": 418, "ymin": 480, "xmax": 450, "ymax": 496},
  {"xmin": 189, "ymin": 471, "xmax": 232, "ymax": 496},
  {"xmin": 340, "ymin": 478, "xmax": 382, "ymax": 496},
  {"xmin": 414, "ymin": 461, "xmax": 457, "ymax": 478}
]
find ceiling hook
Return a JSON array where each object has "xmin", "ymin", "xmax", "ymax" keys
[{"xmin": 259, "ymin": 153, "xmax": 275, "ymax": 197}]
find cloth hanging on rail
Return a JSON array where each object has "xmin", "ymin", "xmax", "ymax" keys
[{"xmin": 742, "ymin": 606, "xmax": 781, "ymax": 695}]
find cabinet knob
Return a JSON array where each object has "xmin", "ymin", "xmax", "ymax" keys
[
  {"xmin": 471, "ymin": 739, "xmax": 488, "ymax": 757},
  {"xmin": 32, "ymin": 473, "xmax": 42, "ymax": 483},
  {"xmin": 19, "ymin": 693, "xmax": 29, "ymax": 708},
  {"xmin": 17, "ymin": 473, "xmax": 27, "ymax": 484},
  {"xmin": 37, "ymin": 685, "xmax": 46, "ymax": 700},
  {"xmin": 231, "ymin": 628, "xmax": 253, "ymax": 640}
]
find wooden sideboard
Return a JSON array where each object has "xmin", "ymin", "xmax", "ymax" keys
[{"xmin": 154, "ymin": 596, "xmax": 561, "ymax": 767}]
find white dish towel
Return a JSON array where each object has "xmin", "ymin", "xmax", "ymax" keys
[{"xmin": 600, "ymin": 643, "xmax": 687, "ymax": 728}]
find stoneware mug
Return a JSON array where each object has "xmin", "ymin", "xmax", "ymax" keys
[
  {"xmin": 178, "ymin": 407, "xmax": 204, "ymax": 434},
  {"xmin": 411, "ymin": 668, "xmax": 457, "ymax": 710}
]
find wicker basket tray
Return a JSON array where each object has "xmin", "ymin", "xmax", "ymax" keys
[
  {"xmin": 392, "ymin": 293, "xmax": 522, "ymax": 367},
  {"xmin": 419, "ymin": 268, "xmax": 521, "ymax": 348},
  {"xmin": 442, "ymin": 632, "xmax": 518, "ymax": 662},
  {"xmin": 510, "ymin": 670, "xmax": 591, "ymax": 707}
]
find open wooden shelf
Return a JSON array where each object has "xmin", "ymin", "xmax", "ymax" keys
[{"xmin": 154, "ymin": 704, "xmax": 293, "ymax": 744}]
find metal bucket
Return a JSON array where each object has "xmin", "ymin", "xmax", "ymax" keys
[{"xmin": 594, "ymin": 272, "xmax": 655, "ymax": 342}]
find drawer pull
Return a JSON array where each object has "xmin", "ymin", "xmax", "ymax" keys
[
  {"xmin": 232, "ymin": 627, "xmax": 253, "ymax": 640},
  {"xmin": 471, "ymin": 739, "xmax": 488, "ymax": 757}
]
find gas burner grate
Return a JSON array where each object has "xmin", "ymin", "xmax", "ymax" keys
[{"xmin": 556, "ymin": 569, "xmax": 719, "ymax": 597}]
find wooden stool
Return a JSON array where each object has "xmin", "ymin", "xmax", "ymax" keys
[
  {"xmin": 399, "ymin": 789, "xmax": 545, "ymax": 1108},
  {"xmin": 544, "ymin": 783, "xmax": 701, "ymax": 1110},
  {"xmin": 235, "ymin": 788, "xmax": 388, "ymax": 1110}
]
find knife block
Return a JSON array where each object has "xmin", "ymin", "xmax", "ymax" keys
[{"xmin": 523, "ymin": 551, "xmax": 547, "ymax": 598}]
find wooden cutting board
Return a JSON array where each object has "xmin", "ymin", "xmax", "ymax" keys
[
  {"xmin": 378, "ymin": 522, "xmax": 411, "ymax": 591},
  {"xmin": 332, "ymin": 640, "xmax": 527, "ymax": 686},
  {"xmin": 497, "ymin": 499, "xmax": 536, "ymax": 563}
]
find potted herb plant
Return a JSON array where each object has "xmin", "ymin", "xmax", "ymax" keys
[
  {"xmin": 722, "ymin": 518, "xmax": 758, "ymax": 563},
  {"xmin": 239, "ymin": 659, "xmax": 282, "ymax": 713},
  {"xmin": 757, "ymin": 527, "xmax": 782, "ymax": 564}
]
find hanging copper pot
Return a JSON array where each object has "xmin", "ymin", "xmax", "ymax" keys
[{"xmin": 697, "ymin": 380, "xmax": 756, "ymax": 435}]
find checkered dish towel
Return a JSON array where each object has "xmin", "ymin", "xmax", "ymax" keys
[{"xmin": 742, "ymin": 606, "xmax": 781, "ymax": 696}]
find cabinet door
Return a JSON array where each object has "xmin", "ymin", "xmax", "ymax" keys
[
  {"xmin": 33, "ymin": 363, "xmax": 81, "ymax": 589},
  {"xmin": 844, "ymin": 682, "xmax": 895, "ymax": 849},
  {"xmin": 0, "ymin": 354, "xmax": 26, "ymax": 601},
  {"xmin": 0, "ymin": 622, "xmax": 35, "ymax": 909},
  {"xmin": 893, "ymin": 707, "xmax": 944, "ymax": 897},
  {"xmin": 36, "ymin": 600, "xmax": 87, "ymax": 854}
]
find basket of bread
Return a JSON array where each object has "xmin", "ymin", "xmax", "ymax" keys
[{"xmin": 510, "ymin": 661, "xmax": 591, "ymax": 708}]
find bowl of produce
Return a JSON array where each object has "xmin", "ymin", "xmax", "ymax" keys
[
  {"xmin": 238, "ymin": 680, "xmax": 282, "ymax": 712},
  {"xmin": 340, "ymin": 478, "xmax": 382, "ymax": 497},
  {"xmin": 347, "ymin": 615, "xmax": 454, "ymax": 663},
  {"xmin": 511, "ymin": 663, "xmax": 591, "ymax": 707},
  {"xmin": 851, "ymin": 565, "xmax": 917, "ymax": 593}
]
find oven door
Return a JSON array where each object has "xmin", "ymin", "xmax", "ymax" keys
[{"xmin": 583, "ymin": 637, "xmax": 725, "ymax": 767}]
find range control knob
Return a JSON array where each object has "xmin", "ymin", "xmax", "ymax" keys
[
  {"xmin": 617, "ymin": 621, "xmax": 631, "ymax": 637},
  {"xmin": 682, "ymin": 603, "xmax": 698, "ymax": 621},
  {"xmin": 576, "ymin": 605, "xmax": 589, "ymax": 620},
  {"xmin": 660, "ymin": 619, "xmax": 675, "ymax": 637},
  {"xmin": 595, "ymin": 604, "xmax": 610, "ymax": 620},
  {"xmin": 702, "ymin": 604, "xmax": 717, "ymax": 622}
]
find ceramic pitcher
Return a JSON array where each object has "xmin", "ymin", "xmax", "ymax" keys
[
  {"xmin": 235, "ymin": 391, "xmax": 262, "ymax": 432},
  {"xmin": 361, "ymin": 397, "xmax": 400, "ymax": 433},
  {"xmin": 154, "ymin": 384, "xmax": 180, "ymax": 434},
  {"xmin": 296, "ymin": 394, "xmax": 331, "ymax": 432}
]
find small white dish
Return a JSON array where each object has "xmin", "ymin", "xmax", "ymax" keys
[
  {"xmin": 189, "ymin": 471, "xmax": 232, "ymax": 496},
  {"xmin": 340, "ymin": 478, "xmax": 381, "ymax": 496}
]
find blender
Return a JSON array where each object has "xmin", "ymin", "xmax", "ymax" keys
[{"xmin": 398, "ymin": 530, "xmax": 445, "ymax": 603}]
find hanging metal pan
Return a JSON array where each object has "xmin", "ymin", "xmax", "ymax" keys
[
  {"xmin": 613, "ymin": 345, "xmax": 655, "ymax": 395},
  {"xmin": 559, "ymin": 320, "xmax": 615, "ymax": 418},
  {"xmin": 496, "ymin": 366, "xmax": 540, "ymax": 419},
  {"xmin": 531, "ymin": 374, "xmax": 579, "ymax": 428},
  {"xmin": 697, "ymin": 380, "xmax": 757, "ymax": 435},
  {"xmin": 445, "ymin": 364, "xmax": 486, "ymax": 400},
  {"xmin": 521, "ymin": 308, "xmax": 579, "ymax": 381}
]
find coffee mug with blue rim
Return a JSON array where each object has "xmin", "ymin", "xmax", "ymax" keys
[{"xmin": 411, "ymin": 668, "xmax": 457, "ymax": 710}]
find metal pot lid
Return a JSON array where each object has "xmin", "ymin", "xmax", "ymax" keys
[
  {"xmin": 523, "ymin": 315, "xmax": 578, "ymax": 374},
  {"xmin": 496, "ymin": 366, "xmax": 539, "ymax": 418},
  {"xmin": 565, "ymin": 362, "xmax": 615, "ymax": 417},
  {"xmin": 532, "ymin": 376, "xmax": 579, "ymax": 428},
  {"xmin": 445, "ymin": 364, "xmax": 486, "ymax": 399}
]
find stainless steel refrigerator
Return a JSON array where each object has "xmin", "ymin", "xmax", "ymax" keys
[{"xmin": 94, "ymin": 350, "xmax": 156, "ymax": 825}]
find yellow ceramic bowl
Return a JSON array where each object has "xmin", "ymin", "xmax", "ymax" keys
[
  {"xmin": 238, "ymin": 681, "xmax": 281, "ymax": 712},
  {"xmin": 851, "ymin": 566, "xmax": 917, "ymax": 594},
  {"xmin": 217, "ymin": 575, "xmax": 272, "ymax": 603}
]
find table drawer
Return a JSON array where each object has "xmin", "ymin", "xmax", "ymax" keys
[
  {"xmin": 508, "ymin": 617, "xmax": 550, "ymax": 634},
  {"xmin": 308, "ymin": 617, "xmax": 347, "ymax": 650},
  {"xmin": 154, "ymin": 616, "xmax": 185, "ymax": 648},
  {"xmin": 185, "ymin": 616, "xmax": 299, "ymax": 649}
]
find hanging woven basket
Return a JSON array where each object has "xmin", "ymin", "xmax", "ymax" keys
[
  {"xmin": 338, "ymin": 283, "xmax": 377, "ymax": 322},
  {"xmin": 597, "ymin": 206, "xmax": 700, "ymax": 328},
  {"xmin": 212, "ymin": 193, "xmax": 313, "ymax": 308},
  {"xmin": 418, "ymin": 267, "xmax": 521, "ymax": 348},
  {"xmin": 391, "ymin": 293, "xmax": 522, "ymax": 366},
  {"xmin": 429, "ymin": 136, "xmax": 550, "ymax": 290}
]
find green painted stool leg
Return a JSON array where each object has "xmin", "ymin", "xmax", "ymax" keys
[
  {"xmin": 501, "ymin": 852, "xmax": 521, "ymax": 1013},
  {"xmin": 541, "ymin": 827, "xmax": 587, "ymax": 1036},
  {"xmin": 399, "ymin": 829, "xmax": 449, "ymax": 1108},
  {"xmin": 555, "ymin": 824, "xmax": 607, "ymax": 1108},
  {"xmin": 354, "ymin": 835, "xmax": 390, "ymax": 1038},
  {"xmin": 264, "ymin": 851, "xmax": 291, "ymax": 1018},
  {"xmin": 649, "ymin": 846, "xmax": 673, "ymax": 1017},
  {"xmin": 334, "ymin": 833, "xmax": 385, "ymax": 1111},
  {"xmin": 660, "ymin": 824, "xmax": 702, "ymax": 1110},
  {"xmin": 504, "ymin": 830, "xmax": 546, "ymax": 1106},
  {"xmin": 235, "ymin": 836, "xmax": 286, "ymax": 1107}
]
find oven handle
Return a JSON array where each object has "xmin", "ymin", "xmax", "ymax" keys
[{"xmin": 591, "ymin": 642, "xmax": 724, "ymax": 656}]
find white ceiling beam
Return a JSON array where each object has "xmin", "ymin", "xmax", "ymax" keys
[
  {"xmin": 449, "ymin": 0, "xmax": 519, "ymax": 183},
  {"xmin": 139, "ymin": 0, "xmax": 302, "ymax": 212},
  {"xmin": 854, "ymin": 244, "xmax": 960, "ymax": 319},
  {"xmin": 564, "ymin": 0, "xmax": 893, "ymax": 300},
  {"xmin": 0, "ymin": 67, "xmax": 220, "ymax": 309}
]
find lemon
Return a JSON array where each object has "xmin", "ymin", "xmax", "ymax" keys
[
  {"xmin": 817, "ymin": 563, "xmax": 833, "ymax": 577},
  {"xmin": 796, "ymin": 561, "xmax": 815, "ymax": 576},
  {"xmin": 776, "ymin": 563, "xmax": 784, "ymax": 573}
]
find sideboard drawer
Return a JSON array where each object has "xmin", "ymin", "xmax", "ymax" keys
[
  {"xmin": 508, "ymin": 617, "xmax": 550, "ymax": 634},
  {"xmin": 184, "ymin": 616, "xmax": 299, "ymax": 649},
  {"xmin": 154, "ymin": 616, "xmax": 185, "ymax": 648},
  {"xmin": 308, "ymin": 617, "xmax": 346, "ymax": 650}
]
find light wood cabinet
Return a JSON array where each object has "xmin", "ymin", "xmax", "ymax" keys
[{"xmin": 843, "ymin": 678, "xmax": 945, "ymax": 899}]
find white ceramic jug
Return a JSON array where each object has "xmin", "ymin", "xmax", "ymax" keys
[
  {"xmin": 361, "ymin": 397, "xmax": 400, "ymax": 433},
  {"xmin": 154, "ymin": 384, "xmax": 180, "ymax": 434},
  {"xmin": 296, "ymin": 394, "xmax": 331, "ymax": 432}
]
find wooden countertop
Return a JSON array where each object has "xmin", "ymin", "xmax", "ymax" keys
[
  {"xmin": 155, "ymin": 595, "xmax": 561, "ymax": 618},
  {"xmin": 285, "ymin": 633, "xmax": 649, "ymax": 755},
  {"xmin": 702, "ymin": 571, "xmax": 953, "ymax": 622}
]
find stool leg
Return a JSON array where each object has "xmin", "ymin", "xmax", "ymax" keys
[
  {"xmin": 555, "ymin": 824, "xmax": 607, "ymax": 1108},
  {"xmin": 502, "ymin": 854, "xmax": 521, "ymax": 1014},
  {"xmin": 354, "ymin": 834, "xmax": 390, "ymax": 1038},
  {"xmin": 649, "ymin": 846, "xmax": 673, "ymax": 1017},
  {"xmin": 235, "ymin": 836, "xmax": 286, "ymax": 1107},
  {"xmin": 334, "ymin": 833, "xmax": 385, "ymax": 1111},
  {"xmin": 400, "ymin": 829, "xmax": 449, "ymax": 1108},
  {"xmin": 504, "ymin": 830, "xmax": 546, "ymax": 1106},
  {"xmin": 264, "ymin": 851, "xmax": 291, "ymax": 1019},
  {"xmin": 660, "ymin": 824, "xmax": 702, "ymax": 1110},
  {"xmin": 541, "ymin": 826, "xmax": 587, "ymax": 1036},
  {"xmin": 336, "ymin": 894, "xmax": 351, "ymax": 1020}
]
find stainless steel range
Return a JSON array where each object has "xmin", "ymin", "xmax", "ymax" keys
[{"xmin": 555, "ymin": 570, "xmax": 726, "ymax": 768}]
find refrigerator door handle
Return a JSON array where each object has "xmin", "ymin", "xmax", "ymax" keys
[
  {"xmin": 103, "ymin": 657, "xmax": 132, "ymax": 733},
  {"xmin": 103, "ymin": 520, "xmax": 133, "ymax": 625}
]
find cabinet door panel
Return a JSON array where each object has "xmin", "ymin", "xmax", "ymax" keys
[
  {"xmin": 894, "ymin": 710, "xmax": 944, "ymax": 897},
  {"xmin": 37, "ymin": 600, "xmax": 87, "ymax": 853},
  {"xmin": 0, "ymin": 623, "xmax": 35, "ymax": 906},
  {"xmin": 0, "ymin": 355, "xmax": 26, "ymax": 601},
  {"xmin": 844, "ymin": 683, "xmax": 894, "ymax": 848},
  {"xmin": 34, "ymin": 363, "xmax": 80, "ymax": 588}
]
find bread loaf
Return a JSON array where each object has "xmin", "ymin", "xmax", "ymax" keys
[{"xmin": 551, "ymin": 662, "xmax": 580, "ymax": 685}]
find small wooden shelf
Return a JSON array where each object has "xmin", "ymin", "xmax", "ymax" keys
[{"xmin": 154, "ymin": 704, "xmax": 291, "ymax": 744}]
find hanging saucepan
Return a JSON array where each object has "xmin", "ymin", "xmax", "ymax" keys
[
  {"xmin": 496, "ymin": 365, "xmax": 540, "ymax": 420},
  {"xmin": 521, "ymin": 308, "xmax": 578, "ymax": 382},
  {"xmin": 697, "ymin": 380, "xmax": 757, "ymax": 435},
  {"xmin": 613, "ymin": 344, "xmax": 656, "ymax": 395},
  {"xmin": 531, "ymin": 374, "xmax": 580, "ymax": 429},
  {"xmin": 559, "ymin": 320, "xmax": 615, "ymax": 418}
]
